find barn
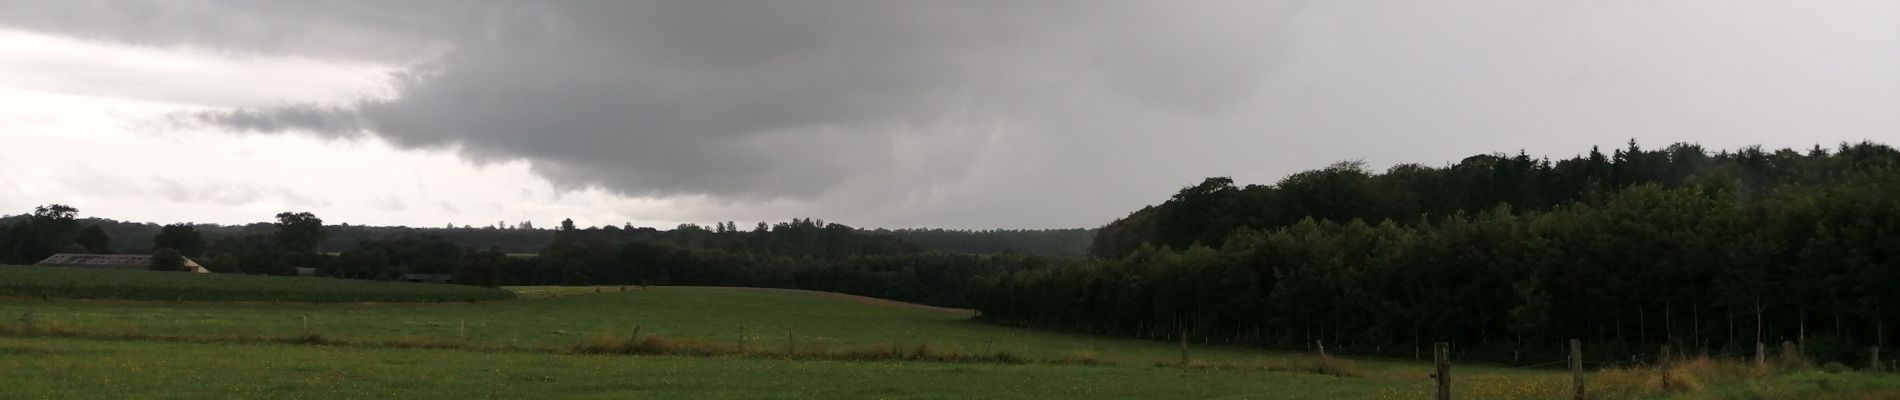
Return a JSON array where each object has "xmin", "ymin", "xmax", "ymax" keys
[{"xmin": 34, "ymin": 253, "xmax": 211, "ymax": 273}]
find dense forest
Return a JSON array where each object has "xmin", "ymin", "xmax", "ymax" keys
[
  {"xmin": 1092, "ymin": 141, "xmax": 1899, "ymax": 257},
  {"xmin": 978, "ymin": 142, "xmax": 1900, "ymax": 364}
]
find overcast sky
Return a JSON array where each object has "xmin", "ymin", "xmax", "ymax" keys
[{"xmin": 2, "ymin": 1, "xmax": 1898, "ymax": 229}]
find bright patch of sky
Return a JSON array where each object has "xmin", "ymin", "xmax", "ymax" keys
[{"xmin": 0, "ymin": 30, "xmax": 676, "ymax": 228}]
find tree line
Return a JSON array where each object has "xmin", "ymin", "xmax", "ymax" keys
[
  {"xmin": 1, "ymin": 210, "xmax": 1049, "ymax": 308},
  {"xmin": 312, "ymin": 218, "xmax": 1053, "ymax": 306},
  {"xmin": 1092, "ymin": 141, "xmax": 1900, "ymax": 258},
  {"xmin": 976, "ymin": 142, "xmax": 1900, "ymax": 364},
  {"xmin": 0, "ymin": 214, "xmax": 1086, "ymax": 256},
  {"xmin": 871, "ymin": 228, "xmax": 1096, "ymax": 256},
  {"xmin": 0, "ymin": 206, "xmax": 317, "ymax": 274},
  {"xmin": 505, "ymin": 219, "xmax": 1052, "ymax": 306}
]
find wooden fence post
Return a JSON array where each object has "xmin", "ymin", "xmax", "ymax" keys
[
  {"xmin": 1317, "ymin": 340, "xmax": 1326, "ymax": 358},
  {"xmin": 1434, "ymin": 342, "xmax": 1452, "ymax": 400},
  {"xmin": 1570, "ymin": 339, "xmax": 1584, "ymax": 400}
]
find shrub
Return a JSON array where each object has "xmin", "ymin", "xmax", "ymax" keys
[
  {"xmin": 1592, "ymin": 357, "xmax": 1763, "ymax": 399},
  {"xmin": 1173, "ymin": 354, "xmax": 1367, "ymax": 378},
  {"xmin": 149, "ymin": 248, "xmax": 185, "ymax": 272},
  {"xmin": 1047, "ymin": 351, "xmax": 1114, "ymax": 366},
  {"xmin": 1292, "ymin": 353, "xmax": 1367, "ymax": 378},
  {"xmin": 1823, "ymin": 362, "xmax": 1852, "ymax": 374},
  {"xmin": 1774, "ymin": 341, "xmax": 1816, "ymax": 372},
  {"xmin": 571, "ymin": 333, "xmax": 1034, "ymax": 365}
]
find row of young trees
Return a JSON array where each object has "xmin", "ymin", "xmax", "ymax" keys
[{"xmin": 977, "ymin": 143, "xmax": 1900, "ymax": 364}]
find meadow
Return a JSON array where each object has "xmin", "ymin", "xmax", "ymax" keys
[
  {"xmin": 0, "ymin": 265, "xmax": 513, "ymax": 302},
  {"xmin": 1, "ymin": 267, "xmax": 1895, "ymax": 399}
]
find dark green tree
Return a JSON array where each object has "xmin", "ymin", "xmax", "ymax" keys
[
  {"xmin": 272, "ymin": 212, "xmax": 325, "ymax": 254},
  {"xmin": 149, "ymin": 248, "xmax": 185, "ymax": 272},
  {"xmin": 74, "ymin": 225, "xmax": 110, "ymax": 253},
  {"xmin": 153, "ymin": 224, "xmax": 207, "ymax": 257},
  {"xmin": 0, "ymin": 204, "xmax": 82, "ymax": 263},
  {"xmin": 206, "ymin": 253, "xmax": 242, "ymax": 273}
]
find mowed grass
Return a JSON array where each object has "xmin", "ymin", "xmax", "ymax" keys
[
  {"xmin": 0, "ymin": 337, "xmax": 1386, "ymax": 400},
  {"xmin": 1, "ymin": 280, "xmax": 1895, "ymax": 399},
  {"xmin": 0, "ymin": 265, "xmax": 513, "ymax": 303},
  {"xmin": 2, "ymin": 284, "xmax": 1236, "ymax": 364},
  {"xmin": 0, "ymin": 283, "xmax": 1461, "ymax": 370}
]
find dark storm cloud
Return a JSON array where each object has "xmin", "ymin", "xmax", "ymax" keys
[{"xmin": 173, "ymin": 1, "xmax": 1297, "ymax": 201}]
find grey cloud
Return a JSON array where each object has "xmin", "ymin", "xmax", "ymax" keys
[
  {"xmin": 17, "ymin": 1, "xmax": 1900, "ymax": 228},
  {"xmin": 148, "ymin": 178, "xmax": 330, "ymax": 208},
  {"xmin": 167, "ymin": 1, "xmax": 1296, "ymax": 204},
  {"xmin": 196, "ymin": 104, "xmax": 365, "ymax": 135},
  {"xmin": 56, "ymin": 168, "xmax": 327, "ymax": 209},
  {"xmin": 0, "ymin": 0, "xmax": 474, "ymax": 62}
]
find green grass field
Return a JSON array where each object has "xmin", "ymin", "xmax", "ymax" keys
[
  {"xmin": 1, "ymin": 267, "xmax": 1894, "ymax": 399},
  {"xmin": 0, "ymin": 265, "xmax": 513, "ymax": 302}
]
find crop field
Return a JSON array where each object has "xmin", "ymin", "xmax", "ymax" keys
[
  {"xmin": 1, "ymin": 268, "xmax": 1895, "ymax": 399},
  {"xmin": 0, "ymin": 265, "xmax": 514, "ymax": 303}
]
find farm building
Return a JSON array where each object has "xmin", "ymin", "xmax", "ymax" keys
[{"xmin": 34, "ymin": 253, "xmax": 210, "ymax": 273}]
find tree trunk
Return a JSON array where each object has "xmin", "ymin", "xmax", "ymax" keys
[
  {"xmin": 1693, "ymin": 303, "xmax": 1702, "ymax": 352},
  {"xmin": 1727, "ymin": 308, "xmax": 1735, "ymax": 354},
  {"xmin": 1616, "ymin": 316, "xmax": 1624, "ymax": 343},
  {"xmin": 1640, "ymin": 306, "xmax": 1648, "ymax": 344},
  {"xmin": 1833, "ymin": 312, "xmax": 1843, "ymax": 340},
  {"xmin": 1755, "ymin": 297, "xmax": 1765, "ymax": 350}
]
